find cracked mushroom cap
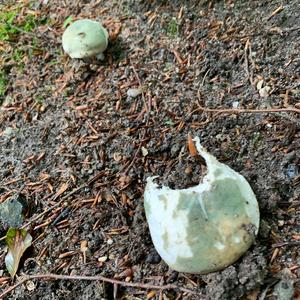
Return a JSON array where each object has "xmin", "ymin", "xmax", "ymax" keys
[
  {"xmin": 144, "ymin": 137, "xmax": 260, "ymax": 274},
  {"xmin": 62, "ymin": 19, "xmax": 108, "ymax": 59}
]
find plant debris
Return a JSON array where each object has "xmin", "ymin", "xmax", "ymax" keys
[
  {"xmin": 5, "ymin": 228, "xmax": 32, "ymax": 278},
  {"xmin": 0, "ymin": 0, "xmax": 299, "ymax": 299}
]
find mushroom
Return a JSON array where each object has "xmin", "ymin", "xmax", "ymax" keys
[
  {"xmin": 62, "ymin": 19, "xmax": 108, "ymax": 60},
  {"xmin": 144, "ymin": 137, "xmax": 260, "ymax": 274}
]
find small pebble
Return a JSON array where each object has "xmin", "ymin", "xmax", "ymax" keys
[
  {"xmin": 141, "ymin": 146, "xmax": 148, "ymax": 157},
  {"xmin": 256, "ymin": 79, "xmax": 264, "ymax": 90},
  {"xmin": 107, "ymin": 238, "xmax": 113, "ymax": 245},
  {"xmin": 259, "ymin": 86, "xmax": 271, "ymax": 98},
  {"xmin": 145, "ymin": 251, "xmax": 161, "ymax": 264},
  {"xmin": 286, "ymin": 164, "xmax": 298, "ymax": 179},
  {"xmin": 26, "ymin": 280, "xmax": 36, "ymax": 291},
  {"xmin": 127, "ymin": 88, "xmax": 143, "ymax": 98},
  {"xmin": 184, "ymin": 166, "xmax": 192, "ymax": 175},
  {"xmin": 273, "ymin": 279, "xmax": 294, "ymax": 300},
  {"xmin": 98, "ymin": 256, "xmax": 108, "ymax": 262},
  {"xmin": 232, "ymin": 101, "xmax": 239, "ymax": 108},
  {"xmin": 0, "ymin": 196, "xmax": 27, "ymax": 227},
  {"xmin": 2, "ymin": 127, "xmax": 14, "ymax": 137}
]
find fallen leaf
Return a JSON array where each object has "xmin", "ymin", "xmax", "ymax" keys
[
  {"xmin": 5, "ymin": 228, "xmax": 32, "ymax": 277},
  {"xmin": 55, "ymin": 183, "xmax": 69, "ymax": 198}
]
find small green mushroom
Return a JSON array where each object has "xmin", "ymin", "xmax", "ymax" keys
[
  {"xmin": 144, "ymin": 137, "xmax": 260, "ymax": 274},
  {"xmin": 62, "ymin": 19, "xmax": 108, "ymax": 60}
]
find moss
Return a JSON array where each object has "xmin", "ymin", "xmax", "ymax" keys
[
  {"xmin": 0, "ymin": 3, "xmax": 47, "ymax": 41},
  {"xmin": 166, "ymin": 17, "xmax": 180, "ymax": 38},
  {"xmin": 251, "ymin": 132, "xmax": 262, "ymax": 149},
  {"xmin": 0, "ymin": 71, "xmax": 8, "ymax": 99},
  {"xmin": 0, "ymin": 2, "xmax": 48, "ymax": 90}
]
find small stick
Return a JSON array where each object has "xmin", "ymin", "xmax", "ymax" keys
[
  {"xmin": 244, "ymin": 39, "xmax": 252, "ymax": 84},
  {"xmin": 193, "ymin": 105, "xmax": 300, "ymax": 115},
  {"xmin": 131, "ymin": 64, "xmax": 148, "ymax": 113},
  {"xmin": 0, "ymin": 273, "xmax": 197, "ymax": 298},
  {"xmin": 272, "ymin": 241, "xmax": 300, "ymax": 248},
  {"xmin": 267, "ymin": 5, "xmax": 284, "ymax": 21},
  {"xmin": 122, "ymin": 130, "xmax": 147, "ymax": 175}
]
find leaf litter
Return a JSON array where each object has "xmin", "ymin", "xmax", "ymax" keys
[{"xmin": 0, "ymin": 0, "xmax": 300, "ymax": 299}]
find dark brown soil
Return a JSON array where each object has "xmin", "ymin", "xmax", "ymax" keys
[{"xmin": 0, "ymin": 0, "xmax": 299, "ymax": 299}]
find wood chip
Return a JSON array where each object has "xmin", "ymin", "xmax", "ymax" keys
[{"xmin": 188, "ymin": 134, "xmax": 198, "ymax": 157}]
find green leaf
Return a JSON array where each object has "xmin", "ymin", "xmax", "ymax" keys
[
  {"xmin": 63, "ymin": 16, "xmax": 73, "ymax": 28},
  {"xmin": 5, "ymin": 228, "xmax": 32, "ymax": 278}
]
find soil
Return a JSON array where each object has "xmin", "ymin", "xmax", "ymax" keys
[{"xmin": 0, "ymin": 0, "xmax": 299, "ymax": 299}]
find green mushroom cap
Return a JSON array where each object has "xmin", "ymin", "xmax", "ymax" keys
[
  {"xmin": 144, "ymin": 137, "xmax": 260, "ymax": 274},
  {"xmin": 62, "ymin": 19, "xmax": 108, "ymax": 59}
]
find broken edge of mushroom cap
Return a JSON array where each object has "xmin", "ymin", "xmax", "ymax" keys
[
  {"xmin": 146, "ymin": 136, "xmax": 233, "ymax": 195},
  {"xmin": 145, "ymin": 136, "xmax": 260, "ymax": 234}
]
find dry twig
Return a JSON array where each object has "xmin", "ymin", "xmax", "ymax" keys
[
  {"xmin": 0, "ymin": 273, "xmax": 197, "ymax": 298},
  {"xmin": 193, "ymin": 105, "xmax": 300, "ymax": 115}
]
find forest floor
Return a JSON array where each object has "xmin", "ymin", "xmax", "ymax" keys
[{"xmin": 0, "ymin": 0, "xmax": 300, "ymax": 299}]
